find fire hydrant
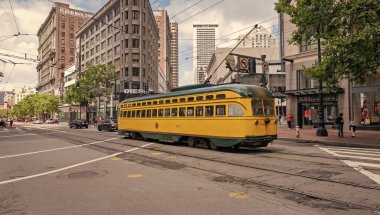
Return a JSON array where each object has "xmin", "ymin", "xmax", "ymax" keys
[
  {"xmin": 296, "ymin": 126, "xmax": 300, "ymax": 138},
  {"xmin": 349, "ymin": 121, "xmax": 356, "ymax": 137}
]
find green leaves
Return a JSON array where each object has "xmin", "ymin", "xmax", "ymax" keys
[
  {"xmin": 64, "ymin": 64, "xmax": 117, "ymax": 104},
  {"xmin": 11, "ymin": 94, "xmax": 59, "ymax": 118},
  {"xmin": 275, "ymin": 0, "xmax": 380, "ymax": 86}
]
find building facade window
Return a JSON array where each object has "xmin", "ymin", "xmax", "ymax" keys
[
  {"xmin": 132, "ymin": 67, "xmax": 139, "ymax": 76},
  {"xmin": 132, "ymin": 39, "xmax": 139, "ymax": 48}
]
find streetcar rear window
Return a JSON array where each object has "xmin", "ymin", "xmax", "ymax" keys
[
  {"xmin": 252, "ymin": 99, "xmax": 264, "ymax": 116},
  {"xmin": 263, "ymin": 99, "xmax": 275, "ymax": 116}
]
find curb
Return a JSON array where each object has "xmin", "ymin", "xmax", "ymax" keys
[{"xmin": 278, "ymin": 138, "xmax": 380, "ymax": 149}]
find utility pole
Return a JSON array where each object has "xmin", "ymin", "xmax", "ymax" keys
[{"xmin": 316, "ymin": 35, "xmax": 328, "ymax": 136}]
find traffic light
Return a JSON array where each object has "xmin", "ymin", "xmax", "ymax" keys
[{"xmin": 248, "ymin": 58, "xmax": 256, "ymax": 73}]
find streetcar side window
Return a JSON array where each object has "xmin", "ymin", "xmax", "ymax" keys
[
  {"xmin": 206, "ymin": 95, "xmax": 214, "ymax": 100},
  {"xmin": 187, "ymin": 107, "xmax": 194, "ymax": 116},
  {"xmin": 165, "ymin": 108, "xmax": 170, "ymax": 117},
  {"xmin": 158, "ymin": 109, "xmax": 164, "ymax": 117},
  {"xmin": 132, "ymin": 103, "xmax": 136, "ymax": 107},
  {"xmin": 216, "ymin": 105, "xmax": 226, "ymax": 116},
  {"xmin": 123, "ymin": 111, "xmax": 127, "ymax": 118},
  {"xmin": 142, "ymin": 102, "xmax": 146, "ymax": 106},
  {"xmin": 196, "ymin": 106, "xmax": 203, "ymax": 117},
  {"xmin": 152, "ymin": 109, "xmax": 157, "ymax": 117},
  {"xmin": 216, "ymin": 94, "xmax": 226, "ymax": 99},
  {"xmin": 179, "ymin": 107, "xmax": 186, "ymax": 117},
  {"xmin": 147, "ymin": 102, "xmax": 152, "ymax": 105},
  {"xmin": 147, "ymin": 109, "xmax": 152, "ymax": 118},
  {"xmin": 196, "ymin": 96, "xmax": 203, "ymax": 101},
  {"xmin": 159, "ymin": 100, "xmax": 164, "ymax": 104},
  {"xmin": 127, "ymin": 111, "xmax": 131, "ymax": 118},
  {"xmin": 153, "ymin": 101, "xmax": 158, "ymax": 105},
  {"xmin": 172, "ymin": 99, "xmax": 178, "ymax": 103},
  {"xmin": 141, "ymin": 110, "xmax": 146, "ymax": 118},
  {"xmin": 128, "ymin": 104, "xmax": 132, "ymax": 107},
  {"xmin": 205, "ymin": 106, "xmax": 214, "ymax": 116},
  {"xmin": 137, "ymin": 103, "xmax": 141, "ymax": 107},
  {"xmin": 132, "ymin": 110, "xmax": 136, "ymax": 118},
  {"xmin": 171, "ymin": 108, "xmax": 178, "ymax": 117},
  {"xmin": 179, "ymin": 98, "xmax": 186, "ymax": 102},
  {"xmin": 136, "ymin": 110, "xmax": 141, "ymax": 118},
  {"xmin": 229, "ymin": 104, "xmax": 244, "ymax": 117},
  {"xmin": 165, "ymin": 100, "xmax": 170, "ymax": 104},
  {"xmin": 119, "ymin": 111, "xmax": 123, "ymax": 118},
  {"xmin": 187, "ymin": 97, "xmax": 194, "ymax": 102}
]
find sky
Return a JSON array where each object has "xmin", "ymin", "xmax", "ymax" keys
[{"xmin": 0, "ymin": 0, "xmax": 279, "ymax": 91}]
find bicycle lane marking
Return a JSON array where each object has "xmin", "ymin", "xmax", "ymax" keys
[{"xmin": 0, "ymin": 143, "xmax": 154, "ymax": 185}]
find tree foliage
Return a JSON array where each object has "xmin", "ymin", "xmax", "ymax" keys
[
  {"xmin": 275, "ymin": 0, "xmax": 380, "ymax": 86},
  {"xmin": 11, "ymin": 94, "xmax": 59, "ymax": 119},
  {"xmin": 65, "ymin": 64, "xmax": 117, "ymax": 104}
]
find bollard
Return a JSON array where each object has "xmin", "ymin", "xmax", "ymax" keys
[{"xmin": 296, "ymin": 126, "xmax": 300, "ymax": 138}]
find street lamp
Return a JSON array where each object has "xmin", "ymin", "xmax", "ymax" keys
[{"xmin": 316, "ymin": 36, "xmax": 328, "ymax": 136}]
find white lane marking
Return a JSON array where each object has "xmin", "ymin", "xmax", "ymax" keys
[
  {"xmin": 324, "ymin": 146, "xmax": 380, "ymax": 152},
  {"xmin": 320, "ymin": 147, "xmax": 380, "ymax": 161},
  {"xmin": 324, "ymin": 147, "xmax": 380, "ymax": 154},
  {"xmin": 341, "ymin": 160, "xmax": 380, "ymax": 185},
  {"xmin": 0, "ymin": 143, "xmax": 154, "ymax": 185},
  {"xmin": 0, "ymin": 138, "xmax": 119, "ymax": 159},
  {"xmin": 1, "ymin": 133, "xmax": 37, "ymax": 138}
]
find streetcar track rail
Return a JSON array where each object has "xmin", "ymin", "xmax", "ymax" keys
[
  {"xmin": 7, "ymin": 126, "xmax": 380, "ymax": 212},
  {"xmin": 21, "ymin": 126, "xmax": 380, "ymax": 191}
]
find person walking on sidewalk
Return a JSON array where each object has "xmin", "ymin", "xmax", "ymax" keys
[
  {"xmin": 286, "ymin": 113, "xmax": 293, "ymax": 130},
  {"xmin": 336, "ymin": 113, "xmax": 344, "ymax": 138}
]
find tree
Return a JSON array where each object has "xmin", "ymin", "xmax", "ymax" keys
[
  {"xmin": 64, "ymin": 64, "xmax": 117, "ymax": 104},
  {"xmin": 275, "ymin": 0, "xmax": 380, "ymax": 86},
  {"xmin": 10, "ymin": 94, "xmax": 59, "ymax": 119}
]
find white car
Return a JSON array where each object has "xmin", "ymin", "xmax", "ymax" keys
[{"xmin": 33, "ymin": 120, "xmax": 43, "ymax": 124}]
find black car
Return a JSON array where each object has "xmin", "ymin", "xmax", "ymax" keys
[
  {"xmin": 69, "ymin": 120, "xmax": 88, "ymax": 129},
  {"xmin": 98, "ymin": 119, "xmax": 118, "ymax": 132}
]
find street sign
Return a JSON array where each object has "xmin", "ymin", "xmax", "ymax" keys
[
  {"xmin": 239, "ymin": 58, "xmax": 249, "ymax": 71},
  {"xmin": 262, "ymin": 61, "xmax": 269, "ymax": 72}
]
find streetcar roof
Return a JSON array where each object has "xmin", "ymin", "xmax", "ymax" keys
[{"xmin": 121, "ymin": 84, "xmax": 273, "ymax": 103}]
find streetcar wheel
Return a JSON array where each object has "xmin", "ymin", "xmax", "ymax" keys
[
  {"xmin": 188, "ymin": 137, "xmax": 195, "ymax": 147},
  {"xmin": 208, "ymin": 141, "xmax": 219, "ymax": 151}
]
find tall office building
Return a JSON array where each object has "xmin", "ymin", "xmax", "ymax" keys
[
  {"xmin": 170, "ymin": 22, "xmax": 179, "ymax": 88},
  {"xmin": 154, "ymin": 10, "xmax": 172, "ymax": 92},
  {"xmin": 37, "ymin": 2, "xmax": 92, "ymax": 96},
  {"xmin": 77, "ymin": 0, "xmax": 159, "ymax": 95},
  {"xmin": 193, "ymin": 24, "xmax": 218, "ymax": 84},
  {"xmin": 237, "ymin": 25, "xmax": 277, "ymax": 48}
]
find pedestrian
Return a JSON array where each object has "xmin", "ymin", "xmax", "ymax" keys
[
  {"xmin": 9, "ymin": 119, "xmax": 13, "ymax": 128},
  {"xmin": 286, "ymin": 113, "xmax": 292, "ymax": 130},
  {"xmin": 336, "ymin": 113, "xmax": 344, "ymax": 138}
]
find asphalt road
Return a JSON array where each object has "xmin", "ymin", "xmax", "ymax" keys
[{"xmin": 1, "ymin": 123, "xmax": 379, "ymax": 215}]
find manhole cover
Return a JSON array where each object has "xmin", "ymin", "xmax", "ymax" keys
[{"xmin": 68, "ymin": 171, "xmax": 99, "ymax": 179}]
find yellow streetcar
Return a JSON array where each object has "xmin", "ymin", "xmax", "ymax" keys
[{"xmin": 118, "ymin": 84, "xmax": 277, "ymax": 149}]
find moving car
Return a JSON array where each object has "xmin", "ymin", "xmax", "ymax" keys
[
  {"xmin": 97, "ymin": 119, "xmax": 118, "ymax": 132},
  {"xmin": 69, "ymin": 120, "xmax": 88, "ymax": 129},
  {"xmin": 45, "ymin": 119, "xmax": 55, "ymax": 124}
]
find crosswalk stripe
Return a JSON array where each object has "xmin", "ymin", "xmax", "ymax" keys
[
  {"xmin": 319, "ymin": 146, "xmax": 380, "ymax": 185},
  {"xmin": 324, "ymin": 146, "xmax": 380, "ymax": 152}
]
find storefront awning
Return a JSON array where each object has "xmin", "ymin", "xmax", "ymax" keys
[{"xmin": 285, "ymin": 88, "xmax": 344, "ymax": 96}]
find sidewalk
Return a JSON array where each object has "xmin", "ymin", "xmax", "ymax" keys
[{"xmin": 277, "ymin": 124, "xmax": 380, "ymax": 149}]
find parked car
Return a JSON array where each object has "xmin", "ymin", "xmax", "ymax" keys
[
  {"xmin": 69, "ymin": 120, "xmax": 88, "ymax": 129},
  {"xmin": 45, "ymin": 119, "xmax": 55, "ymax": 124},
  {"xmin": 0, "ymin": 121, "xmax": 5, "ymax": 127},
  {"xmin": 33, "ymin": 120, "xmax": 43, "ymax": 124},
  {"xmin": 97, "ymin": 119, "xmax": 118, "ymax": 132}
]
